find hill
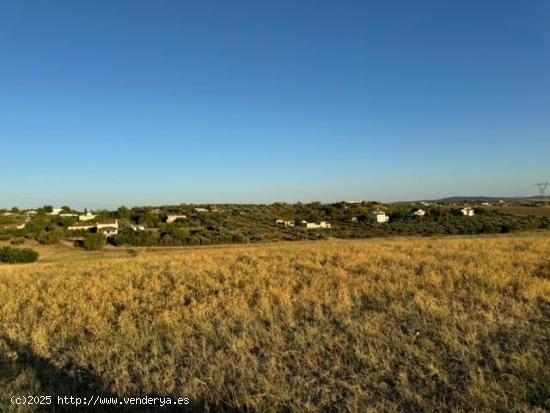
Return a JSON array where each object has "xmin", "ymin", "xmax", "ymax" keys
[{"xmin": 412, "ymin": 195, "xmax": 550, "ymax": 204}]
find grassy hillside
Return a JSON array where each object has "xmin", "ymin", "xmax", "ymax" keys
[{"xmin": 1, "ymin": 235, "xmax": 549, "ymax": 412}]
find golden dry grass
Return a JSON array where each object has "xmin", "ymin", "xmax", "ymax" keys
[{"xmin": 1, "ymin": 235, "xmax": 549, "ymax": 412}]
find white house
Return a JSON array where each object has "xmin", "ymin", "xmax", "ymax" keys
[
  {"xmin": 68, "ymin": 219, "xmax": 119, "ymax": 237},
  {"xmin": 97, "ymin": 220, "xmax": 119, "ymax": 237},
  {"xmin": 1, "ymin": 222, "xmax": 26, "ymax": 230},
  {"xmin": 369, "ymin": 211, "xmax": 389, "ymax": 223},
  {"xmin": 302, "ymin": 220, "xmax": 332, "ymax": 229},
  {"xmin": 194, "ymin": 208, "xmax": 209, "ymax": 213},
  {"xmin": 460, "ymin": 207, "xmax": 475, "ymax": 217},
  {"xmin": 275, "ymin": 219, "xmax": 295, "ymax": 227},
  {"xmin": 48, "ymin": 208, "xmax": 63, "ymax": 216},
  {"xmin": 79, "ymin": 212, "xmax": 96, "ymax": 222},
  {"xmin": 410, "ymin": 209, "xmax": 426, "ymax": 217},
  {"xmin": 67, "ymin": 224, "xmax": 95, "ymax": 232},
  {"xmin": 165, "ymin": 215, "xmax": 187, "ymax": 223},
  {"xmin": 59, "ymin": 213, "xmax": 78, "ymax": 218}
]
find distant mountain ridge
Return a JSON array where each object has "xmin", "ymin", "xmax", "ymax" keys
[{"xmin": 408, "ymin": 196, "xmax": 550, "ymax": 204}]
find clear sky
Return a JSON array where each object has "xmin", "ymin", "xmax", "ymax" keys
[{"xmin": 1, "ymin": 1, "xmax": 549, "ymax": 209}]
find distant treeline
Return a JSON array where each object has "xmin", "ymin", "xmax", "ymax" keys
[{"xmin": 1, "ymin": 203, "xmax": 549, "ymax": 248}]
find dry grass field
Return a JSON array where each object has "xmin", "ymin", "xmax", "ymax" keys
[{"xmin": 1, "ymin": 235, "xmax": 549, "ymax": 412}]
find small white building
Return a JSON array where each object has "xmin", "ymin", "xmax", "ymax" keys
[
  {"xmin": 460, "ymin": 207, "xmax": 475, "ymax": 217},
  {"xmin": 48, "ymin": 208, "xmax": 63, "ymax": 216},
  {"xmin": 79, "ymin": 212, "xmax": 96, "ymax": 222},
  {"xmin": 275, "ymin": 219, "xmax": 295, "ymax": 227},
  {"xmin": 97, "ymin": 220, "xmax": 119, "ymax": 237},
  {"xmin": 194, "ymin": 208, "xmax": 209, "ymax": 213},
  {"xmin": 59, "ymin": 213, "xmax": 78, "ymax": 218},
  {"xmin": 165, "ymin": 215, "xmax": 187, "ymax": 223},
  {"xmin": 67, "ymin": 224, "xmax": 95, "ymax": 232},
  {"xmin": 410, "ymin": 209, "xmax": 426, "ymax": 217},
  {"xmin": 130, "ymin": 224, "xmax": 146, "ymax": 231},
  {"xmin": 1, "ymin": 222, "xmax": 26, "ymax": 230},
  {"xmin": 68, "ymin": 219, "xmax": 119, "ymax": 237},
  {"xmin": 369, "ymin": 211, "xmax": 390, "ymax": 223},
  {"xmin": 302, "ymin": 221, "xmax": 332, "ymax": 229}
]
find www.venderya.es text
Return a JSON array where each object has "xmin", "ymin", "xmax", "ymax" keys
[{"xmin": 11, "ymin": 395, "xmax": 190, "ymax": 407}]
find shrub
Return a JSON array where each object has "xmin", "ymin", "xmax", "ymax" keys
[
  {"xmin": 36, "ymin": 227, "xmax": 65, "ymax": 244},
  {"xmin": 0, "ymin": 247, "xmax": 39, "ymax": 264},
  {"xmin": 83, "ymin": 233, "xmax": 106, "ymax": 251},
  {"xmin": 10, "ymin": 237, "xmax": 26, "ymax": 245}
]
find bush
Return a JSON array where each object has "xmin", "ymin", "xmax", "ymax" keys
[
  {"xmin": 10, "ymin": 237, "xmax": 26, "ymax": 245},
  {"xmin": 0, "ymin": 247, "xmax": 39, "ymax": 264},
  {"xmin": 83, "ymin": 233, "xmax": 106, "ymax": 251},
  {"xmin": 37, "ymin": 227, "xmax": 65, "ymax": 244}
]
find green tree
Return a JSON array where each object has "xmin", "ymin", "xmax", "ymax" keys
[
  {"xmin": 36, "ymin": 227, "xmax": 65, "ymax": 244},
  {"xmin": 83, "ymin": 233, "xmax": 106, "ymax": 251},
  {"xmin": 0, "ymin": 247, "xmax": 39, "ymax": 264}
]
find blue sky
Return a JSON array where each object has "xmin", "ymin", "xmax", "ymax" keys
[{"xmin": 1, "ymin": 1, "xmax": 549, "ymax": 209}]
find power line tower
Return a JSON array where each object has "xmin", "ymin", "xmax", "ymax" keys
[{"xmin": 535, "ymin": 182, "xmax": 550, "ymax": 198}]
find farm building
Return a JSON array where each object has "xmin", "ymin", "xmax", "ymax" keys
[
  {"xmin": 97, "ymin": 220, "xmax": 119, "ymax": 237},
  {"xmin": 410, "ymin": 209, "xmax": 426, "ymax": 217},
  {"xmin": 275, "ymin": 219, "xmax": 295, "ymax": 227},
  {"xmin": 79, "ymin": 212, "xmax": 96, "ymax": 222},
  {"xmin": 368, "ymin": 211, "xmax": 390, "ymax": 223},
  {"xmin": 165, "ymin": 215, "xmax": 187, "ymax": 223},
  {"xmin": 1, "ymin": 222, "xmax": 26, "ymax": 230},
  {"xmin": 68, "ymin": 224, "xmax": 96, "ymax": 232},
  {"xmin": 301, "ymin": 221, "xmax": 332, "ymax": 229},
  {"xmin": 68, "ymin": 220, "xmax": 119, "ymax": 237},
  {"xmin": 460, "ymin": 207, "xmax": 475, "ymax": 217}
]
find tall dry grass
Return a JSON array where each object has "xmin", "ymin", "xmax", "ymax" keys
[{"xmin": 1, "ymin": 235, "xmax": 549, "ymax": 412}]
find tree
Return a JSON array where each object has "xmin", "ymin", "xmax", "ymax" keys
[
  {"xmin": 117, "ymin": 206, "xmax": 131, "ymax": 219},
  {"xmin": 36, "ymin": 227, "xmax": 65, "ymax": 244},
  {"xmin": 83, "ymin": 233, "xmax": 106, "ymax": 251},
  {"xmin": 43, "ymin": 205, "xmax": 54, "ymax": 213},
  {"xmin": 0, "ymin": 247, "xmax": 39, "ymax": 263}
]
